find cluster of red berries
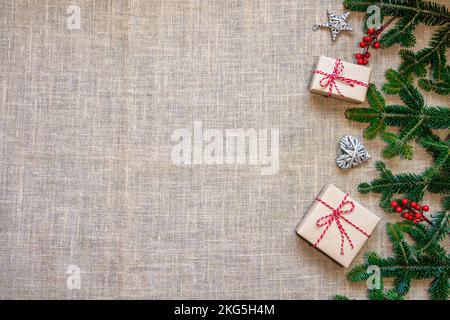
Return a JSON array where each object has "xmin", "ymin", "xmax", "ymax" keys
[
  {"xmin": 355, "ymin": 28, "xmax": 381, "ymax": 65},
  {"xmin": 391, "ymin": 199, "xmax": 431, "ymax": 224}
]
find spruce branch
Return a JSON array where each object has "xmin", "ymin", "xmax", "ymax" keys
[
  {"xmin": 397, "ymin": 26, "xmax": 450, "ymax": 93},
  {"xmin": 358, "ymin": 158, "xmax": 449, "ymax": 210},
  {"xmin": 345, "ymin": 81, "xmax": 450, "ymax": 159},
  {"xmin": 418, "ymin": 65, "xmax": 450, "ymax": 95},
  {"xmin": 333, "ymin": 275, "xmax": 404, "ymax": 300},
  {"xmin": 345, "ymin": 218, "xmax": 450, "ymax": 300}
]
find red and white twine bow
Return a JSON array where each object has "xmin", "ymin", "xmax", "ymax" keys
[
  {"xmin": 314, "ymin": 194, "xmax": 370, "ymax": 255},
  {"xmin": 313, "ymin": 59, "xmax": 369, "ymax": 97}
]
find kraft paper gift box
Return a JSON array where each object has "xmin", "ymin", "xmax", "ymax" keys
[
  {"xmin": 296, "ymin": 184, "xmax": 380, "ymax": 268},
  {"xmin": 310, "ymin": 56, "xmax": 372, "ymax": 103}
]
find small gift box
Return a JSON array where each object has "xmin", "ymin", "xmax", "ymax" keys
[
  {"xmin": 310, "ymin": 56, "xmax": 372, "ymax": 103},
  {"xmin": 296, "ymin": 184, "xmax": 380, "ymax": 267}
]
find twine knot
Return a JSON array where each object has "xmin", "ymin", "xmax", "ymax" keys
[
  {"xmin": 314, "ymin": 193, "xmax": 370, "ymax": 255},
  {"xmin": 313, "ymin": 59, "xmax": 369, "ymax": 97}
]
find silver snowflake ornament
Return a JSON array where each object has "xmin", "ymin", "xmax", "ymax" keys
[
  {"xmin": 313, "ymin": 10, "xmax": 353, "ymax": 41},
  {"xmin": 336, "ymin": 135, "xmax": 370, "ymax": 169}
]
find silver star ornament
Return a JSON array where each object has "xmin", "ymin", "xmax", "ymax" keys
[{"xmin": 313, "ymin": 10, "xmax": 353, "ymax": 41}]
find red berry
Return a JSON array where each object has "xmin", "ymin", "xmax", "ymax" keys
[
  {"xmin": 410, "ymin": 201, "xmax": 417, "ymax": 208},
  {"xmin": 402, "ymin": 199, "xmax": 409, "ymax": 205},
  {"xmin": 361, "ymin": 59, "xmax": 368, "ymax": 65},
  {"xmin": 359, "ymin": 41, "xmax": 367, "ymax": 48},
  {"xmin": 415, "ymin": 204, "xmax": 421, "ymax": 210},
  {"xmin": 391, "ymin": 201, "xmax": 398, "ymax": 208},
  {"xmin": 373, "ymin": 42, "xmax": 380, "ymax": 49},
  {"xmin": 363, "ymin": 36, "xmax": 371, "ymax": 43},
  {"xmin": 355, "ymin": 53, "xmax": 363, "ymax": 59},
  {"xmin": 404, "ymin": 213, "xmax": 410, "ymax": 219},
  {"xmin": 413, "ymin": 219, "xmax": 419, "ymax": 224},
  {"xmin": 422, "ymin": 205, "xmax": 429, "ymax": 212},
  {"xmin": 415, "ymin": 213, "xmax": 422, "ymax": 219},
  {"xmin": 395, "ymin": 207, "xmax": 403, "ymax": 213},
  {"xmin": 357, "ymin": 59, "xmax": 364, "ymax": 65},
  {"xmin": 367, "ymin": 28, "xmax": 375, "ymax": 35},
  {"xmin": 364, "ymin": 52, "xmax": 371, "ymax": 58}
]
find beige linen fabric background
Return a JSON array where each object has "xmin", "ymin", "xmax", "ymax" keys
[{"xmin": 1, "ymin": 0, "xmax": 449, "ymax": 299}]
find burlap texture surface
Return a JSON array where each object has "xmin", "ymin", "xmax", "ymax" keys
[{"xmin": 1, "ymin": 0, "xmax": 448, "ymax": 299}]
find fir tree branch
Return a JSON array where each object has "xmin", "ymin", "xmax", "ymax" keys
[
  {"xmin": 419, "ymin": 79, "xmax": 450, "ymax": 96},
  {"xmin": 345, "ymin": 81, "xmax": 450, "ymax": 159},
  {"xmin": 345, "ymin": 222, "xmax": 450, "ymax": 299},
  {"xmin": 419, "ymin": 66, "xmax": 450, "ymax": 95},
  {"xmin": 358, "ymin": 161, "xmax": 450, "ymax": 210},
  {"xmin": 398, "ymin": 26, "xmax": 450, "ymax": 79},
  {"xmin": 429, "ymin": 271, "xmax": 450, "ymax": 300}
]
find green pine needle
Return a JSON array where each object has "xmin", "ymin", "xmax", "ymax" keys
[
  {"xmin": 344, "ymin": 218, "xmax": 450, "ymax": 300},
  {"xmin": 419, "ymin": 66, "xmax": 450, "ymax": 95},
  {"xmin": 345, "ymin": 79, "xmax": 450, "ymax": 160},
  {"xmin": 358, "ymin": 159, "xmax": 449, "ymax": 210}
]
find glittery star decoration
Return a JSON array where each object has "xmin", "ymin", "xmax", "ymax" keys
[{"xmin": 313, "ymin": 10, "xmax": 353, "ymax": 41}]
